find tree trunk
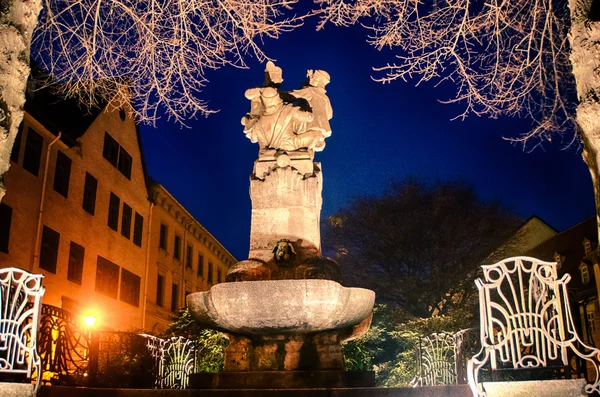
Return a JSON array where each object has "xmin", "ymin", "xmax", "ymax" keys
[
  {"xmin": 0, "ymin": 0, "xmax": 42, "ymax": 202},
  {"xmin": 568, "ymin": 0, "xmax": 600, "ymax": 235}
]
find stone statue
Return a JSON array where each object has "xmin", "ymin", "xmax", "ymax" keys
[
  {"xmin": 241, "ymin": 62, "xmax": 332, "ymax": 154},
  {"xmin": 291, "ymin": 70, "xmax": 332, "ymax": 151}
]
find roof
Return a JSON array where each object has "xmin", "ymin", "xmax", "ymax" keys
[
  {"xmin": 24, "ymin": 65, "xmax": 106, "ymax": 148},
  {"xmin": 525, "ymin": 216, "xmax": 598, "ymax": 299}
]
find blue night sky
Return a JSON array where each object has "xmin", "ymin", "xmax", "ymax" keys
[{"xmin": 140, "ymin": 20, "xmax": 595, "ymax": 261}]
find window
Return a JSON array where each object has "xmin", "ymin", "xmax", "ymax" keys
[
  {"xmin": 553, "ymin": 252, "xmax": 562, "ymax": 268},
  {"xmin": 53, "ymin": 150, "xmax": 72, "ymax": 198},
  {"xmin": 171, "ymin": 283, "xmax": 179, "ymax": 312},
  {"xmin": 121, "ymin": 203, "xmax": 132, "ymax": 239},
  {"xmin": 197, "ymin": 254, "xmax": 204, "ymax": 277},
  {"xmin": 133, "ymin": 213, "xmax": 143, "ymax": 247},
  {"xmin": 96, "ymin": 256, "xmax": 119, "ymax": 298},
  {"xmin": 588, "ymin": 312, "xmax": 596, "ymax": 332},
  {"xmin": 186, "ymin": 245, "xmax": 193, "ymax": 268},
  {"xmin": 82, "ymin": 173, "xmax": 98, "ymax": 215},
  {"xmin": 0, "ymin": 203, "xmax": 13, "ymax": 253},
  {"xmin": 585, "ymin": 240, "xmax": 592, "ymax": 255},
  {"xmin": 217, "ymin": 269, "xmax": 222, "ymax": 283},
  {"xmin": 159, "ymin": 224, "xmax": 168, "ymax": 250},
  {"xmin": 208, "ymin": 262, "xmax": 213, "ymax": 284},
  {"xmin": 103, "ymin": 132, "xmax": 133, "ymax": 179},
  {"xmin": 174, "ymin": 235, "xmax": 181, "ymax": 260},
  {"xmin": 67, "ymin": 242, "xmax": 85, "ymax": 285},
  {"xmin": 40, "ymin": 226, "xmax": 60, "ymax": 273},
  {"xmin": 582, "ymin": 264, "xmax": 590, "ymax": 285},
  {"xmin": 10, "ymin": 123, "xmax": 23, "ymax": 163},
  {"xmin": 108, "ymin": 193, "xmax": 120, "ymax": 231},
  {"xmin": 23, "ymin": 128, "xmax": 43, "ymax": 176},
  {"xmin": 185, "ymin": 290, "xmax": 191, "ymax": 301},
  {"xmin": 120, "ymin": 269, "xmax": 141, "ymax": 307},
  {"xmin": 103, "ymin": 132, "xmax": 119, "ymax": 167},
  {"xmin": 118, "ymin": 147, "xmax": 132, "ymax": 179},
  {"xmin": 156, "ymin": 275, "xmax": 164, "ymax": 307}
]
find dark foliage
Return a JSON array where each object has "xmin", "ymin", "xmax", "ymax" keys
[{"xmin": 323, "ymin": 179, "xmax": 522, "ymax": 318}]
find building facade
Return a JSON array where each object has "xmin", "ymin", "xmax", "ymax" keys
[
  {"xmin": 0, "ymin": 90, "xmax": 235, "ymax": 333},
  {"xmin": 145, "ymin": 184, "xmax": 236, "ymax": 333}
]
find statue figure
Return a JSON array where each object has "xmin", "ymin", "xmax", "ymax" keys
[
  {"xmin": 291, "ymin": 70, "xmax": 332, "ymax": 150},
  {"xmin": 242, "ymin": 87, "xmax": 324, "ymax": 152},
  {"xmin": 241, "ymin": 63, "xmax": 332, "ymax": 154}
]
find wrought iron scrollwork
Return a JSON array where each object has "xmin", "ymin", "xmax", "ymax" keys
[
  {"xmin": 0, "ymin": 268, "xmax": 45, "ymax": 394},
  {"xmin": 140, "ymin": 334, "xmax": 197, "ymax": 389},
  {"xmin": 37, "ymin": 304, "xmax": 90, "ymax": 385}
]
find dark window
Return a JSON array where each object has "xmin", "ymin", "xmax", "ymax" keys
[
  {"xmin": 217, "ymin": 269, "xmax": 222, "ymax": 283},
  {"xmin": 96, "ymin": 256, "xmax": 119, "ymax": 299},
  {"xmin": 103, "ymin": 133, "xmax": 119, "ymax": 167},
  {"xmin": 82, "ymin": 173, "xmax": 98, "ymax": 215},
  {"xmin": 186, "ymin": 245, "xmax": 193, "ymax": 268},
  {"xmin": 156, "ymin": 275, "xmax": 164, "ymax": 307},
  {"xmin": 208, "ymin": 262, "xmax": 213, "ymax": 284},
  {"xmin": 23, "ymin": 128, "xmax": 43, "ymax": 176},
  {"xmin": 67, "ymin": 242, "xmax": 85, "ymax": 285},
  {"xmin": 159, "ymin": 224, "xmax": 167, "ymax": 250},
  {"xmin": 40, "ymin": 226, "xmax": 60, "ymax": 273},
  {"xmin": 118, "ymin": 147, "xmax": 132, "ymax": 179},
  {"xmin": 197, "ymin": 254, "xmax": 204, "ymax": 277},
  {"xmin": 185, "ymin": 290, "xmax": 191, "ymax": 300},
  {"xmin": 133, "ymin": 213, "xmax": 143, "ymax": 247},
  {"xmin": 171, "ymin": 283, "xmax": 179, "ymax": 312},
  {"xmin": 53, "ymin": 151, "xmax": 72, "ymax": 198},
  {"xmin": 0, "ymin": 203, "xmax": 12, "ymax": 254},
  {"xmin": 121, "ymin": 203, "xmax": 132, "ymax": 239},
  {"xmin": 108, "ymin": 193, "xmax": 120, "ymax": 231},
  {"xmin": 120, "ymin": 268, "xmax": 141, "ymax": 307},
  {"xmin": 174, "ymin": 235, "xmax": 181, "ymax": 260},
  {"xmin": 10, "ymin": 123, "xmax": 23, "ymax": 163}
]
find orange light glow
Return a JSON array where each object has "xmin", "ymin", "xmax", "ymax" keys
[{"xmin": 83, "ymin": 315, "xmax": 97, "ymax": 327}]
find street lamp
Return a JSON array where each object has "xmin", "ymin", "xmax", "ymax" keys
[{"xmin": 83, "ymin": 314, "xmax": 97, "ymax": 328}]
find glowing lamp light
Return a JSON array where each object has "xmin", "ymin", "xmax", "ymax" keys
[{"xmin": 83, "ymin": 315, "xmax": 97, "ymax": 328}]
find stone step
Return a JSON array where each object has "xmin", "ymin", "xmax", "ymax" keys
[{"xmin": 38, "ymin": 385, "xmax": 472, "ymax": 397}]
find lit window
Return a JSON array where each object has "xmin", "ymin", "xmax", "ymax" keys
[
  {"xmin": 553, "ymin": 252, "xmax": 561, "ymax": 267},
  {"xmin": 588, "ymin": 312, "xmax": 596, "ymax": 332},
  {"xmin": 581, "ymin": 265, "xmax": 590, "ymax": 285},
  {"xmin": 584, "ymin": 240, "xmax": 592, "ymax": 255}
]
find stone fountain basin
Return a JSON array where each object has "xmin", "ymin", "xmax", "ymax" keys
[{"xmin": 187, "ymin": 279, "xmax": 375, "ymax": 335}]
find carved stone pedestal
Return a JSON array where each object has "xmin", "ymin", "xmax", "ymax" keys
[
  {"xmin": 223, "ymin": 331, "xmax": 345, "ymax": 372},
  {"xmin": 249, "ymin": 150, "xmax": 323, "ymax": 263}
]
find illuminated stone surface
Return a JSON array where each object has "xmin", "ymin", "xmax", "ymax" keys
[
  {"xmin": 188, "ymin": 63, "xmax": 375, "ymax": 382},
  {"xmin": 481, "ymin": 379, "xmax": 586, "ymax": 396},
  {"xmin": 187, "ymin": 279, "xmax": 374, "ymax": 334}
]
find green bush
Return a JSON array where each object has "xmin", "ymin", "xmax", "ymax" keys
[{"xmin": 166, "ymin": 308, "xmax": 228, "ymax": 372}]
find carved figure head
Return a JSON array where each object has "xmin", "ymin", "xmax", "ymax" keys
[
  {"xmin": 265, "ymin": 61, "xmax": 283, "ymax": 86},
  {"xmin": 308, "ymin": 70, "xmax": 330, "ymax": 88},
  {"xmin": 261, "ymin": 87, "xmax": 283, "ymax": 113},
  {"xmin": 272, "ymin": 239, "xmax": 297, "ymax": 267}
]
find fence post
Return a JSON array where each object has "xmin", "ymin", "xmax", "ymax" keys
[{"xmin": 87, "ymin": 330, "xmax": 100, "ymax": 386}]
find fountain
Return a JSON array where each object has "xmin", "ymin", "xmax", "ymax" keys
[{"xmin": 187, "ymin": 62, "xmax": 376, "ymax": 389}]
